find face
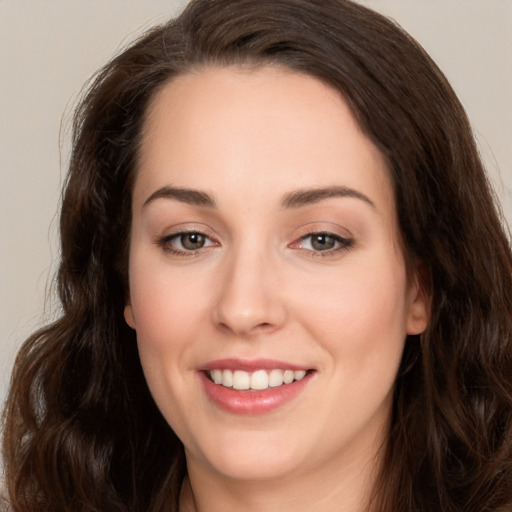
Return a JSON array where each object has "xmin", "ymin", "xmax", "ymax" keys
[{"xmin": 125, "ymin": 66, "xmax": 428, "ymax": 485}]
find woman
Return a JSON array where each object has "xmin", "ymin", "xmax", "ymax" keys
[{"xmin": 3, "ymin": 0, "xmax": 512, "ymax": 511}]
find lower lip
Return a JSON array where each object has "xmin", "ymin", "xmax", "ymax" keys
[{"xmin": 199, "ymin": 372, "xmax": 313, "ymax": 415}]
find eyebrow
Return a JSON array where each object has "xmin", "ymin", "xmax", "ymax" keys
[
  {"xmin": 280, "ymin": 186, "xmax": 376, "ymax": 210},
  {"xmin": 143, "ymin": 186, "xmax": 217, "ymax": 208},
  {"xmin": 142, "ymin": 184, "xmax": 375, "ymax": 211}
]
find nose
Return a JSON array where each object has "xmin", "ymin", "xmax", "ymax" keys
[{"xmin": 212, "ymin": 246, "xmax": 287, "ymax": 337}]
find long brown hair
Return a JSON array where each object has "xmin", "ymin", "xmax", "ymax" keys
[{"xmin": 3, "ymin": 1, "xmax": 512, "ymax": 510}]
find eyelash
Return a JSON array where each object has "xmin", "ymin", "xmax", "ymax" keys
[
  {"xmin": 156, "ymin": 231, "xmax": 217, "ymax": 256},
  {"xmin": 156, "ymin": 230, "xmax": 353, "ymax": 258},
  {"xmin": 292, "ymin": 232, "xmax": 353, "ymax": 257}
]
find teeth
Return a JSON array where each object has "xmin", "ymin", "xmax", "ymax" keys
[
  {"xmin": 233, "ymin": 370, "xmax": 250, "ymax": 390},
  {"xmin": 222, "ymin": 369, "xmax": 233, "ymax": 387},
  {"xmin": 211, "ymin": 369, "xmax": 222, "ymax": 385},
  {"xmin": 283, "ymin": 370, "xmax": 294, "ymax": 384},
  {"xmin": 208, "ymin": 368, "xmax": 308, "ymax": 390},
  {"xmin": 268, "ymin": 369, "xmax": 284, "ymax": 387},
  {"xmin": 250, "ymin": 370, "xmax": 269, "ymax": 390},
  {"xmin": 294, "ymin": 370, "xmax": 306, "ymax": 380}
]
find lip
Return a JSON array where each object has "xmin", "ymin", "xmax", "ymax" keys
[
  {"xmin": 201, "ymin": 358, "xmax": 310, "ymax": 372},
  {"xmin": 198, "ymin": 359, "xmax": 314, "ymax": 415}
]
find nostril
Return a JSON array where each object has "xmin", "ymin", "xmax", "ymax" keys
[{"xmin": 253, "ymin": 322, "xmax": 276, "ymax": 332}]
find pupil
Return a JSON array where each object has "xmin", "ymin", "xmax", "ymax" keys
[
  {"xmin": 312, "ymin": 234, "xmax": 335, "ymax": 251},
  {"xmin": 182, "ymin": 233, "xmax": 205, "ymax": 250}
]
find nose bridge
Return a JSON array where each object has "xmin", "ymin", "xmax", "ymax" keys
[{"xmin": 213, "ymin": 235, "xmax": 285, "ymax": 335}]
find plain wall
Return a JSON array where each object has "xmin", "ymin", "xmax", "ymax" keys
[{"xmin": 1, "ymin": 0, "xmax": 511, "ymax": 409}]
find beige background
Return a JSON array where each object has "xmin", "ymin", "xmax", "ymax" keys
[{"xmin": 1, "ymin": 0, "xmax": 511, "ymax": 408}]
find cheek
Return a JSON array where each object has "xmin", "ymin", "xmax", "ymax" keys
[
  {"xmin": 127, "ymin": 260, "xmax": 214, "ymax": 402},
  {"xmin": 127, "ymin": 263, "xmax": 210, "ymax": 430},
  {"xmin": 294, "ymin": 256, "xmax": 409, "ymax": 370},
  {"xmin": 130, "ymin": 261, "xmax": 208, "ymax": 340}
]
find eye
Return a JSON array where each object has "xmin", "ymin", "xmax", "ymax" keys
[
  {"xmin": 306, "ymin": 233, "xmax": 337, "ymax": 251},
  {"xmin": 177, "ymin": 232, "xmax": 208, "ymax": 250},
  {"xmin": 292, "ymin": 232, "xmax": 353, "ymax": 255},
  {"xmin": 158, "ymin": 231, "xmax": 217, "ymax": 255}
]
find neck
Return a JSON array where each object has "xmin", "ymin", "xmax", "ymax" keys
[{"xmin": 179, "ymin": 444, "xmax": 383, "ymax": 512}]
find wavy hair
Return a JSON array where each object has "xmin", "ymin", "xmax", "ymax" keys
[{"xmin": 3, "ymin": 0, "xmax": 512, "ymax": 510}]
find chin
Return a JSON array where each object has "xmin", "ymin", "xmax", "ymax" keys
[
  {"xmin": 207, "ymin": 452, "xmax": 305, "ymax": 483},
  {"xmin": 186, "ymin": 427, "xmax": 312, "ymax": 482}
]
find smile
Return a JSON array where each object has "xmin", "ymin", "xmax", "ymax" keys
[
  {"xmin": 208, "ymin": 368, "xmax": 308, "ymax": 390},
  {"xmin": 200, "ymin": 360, "xmax": 314, "ymax": 415}
]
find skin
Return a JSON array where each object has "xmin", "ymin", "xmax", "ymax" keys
[{"xmin": 125, "ymin": 65, "xmax": 428, "ymax": 512}]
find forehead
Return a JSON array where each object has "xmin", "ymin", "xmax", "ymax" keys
[{"xmin": 135, "ymin": 65, "xmax": 394, "ymax": 218}]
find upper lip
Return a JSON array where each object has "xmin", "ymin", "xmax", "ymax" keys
[{"xmin": 200, "ymin": 358, "xmax": 311, "ymax": 372}]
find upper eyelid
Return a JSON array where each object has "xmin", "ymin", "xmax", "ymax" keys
[
  {"xmin": 163, "ymin": 228, "xmax": 211, "ymax": 238},
  {"xmin": 157, "ymin": 231, "xmax": 219, "ymax": 256},
  {"xmin": 160, "ymin": 228, "xmax": 350, "ymax": 242},
  {"xmin": 154, "ymin": 227, "xmax": 217, "ymax": 250},
  {"xmin": 293, "ymin": 232, "xmax": 352, "ymax": 246},
  {"xmin": 154, "ymin": 223, "xmax": 354, "ymax": 245},
  {"xmin": 292, "ymin": 222, "xmax": 354, "ymax": 239},
  {"xmin": 160, "ymin": 230, "xmax": 217, "ymax": 245},
  {"xmin": 298, "ymin": 231, "xmax": 350, "ymax": 241},
  {"xmin": 158, "ymin": 224, "xmax": 217, "ymax": 239},
  {"xmin": 291, "ymin": 234, "xmax": 354, "ymax": 259}
]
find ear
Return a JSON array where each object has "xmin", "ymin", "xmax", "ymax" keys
[
  {"xmin": 406, "ymin": 263, "xmax": 430, "ymax": 335},
  {"xmin": 124, "ymin": 303, "xmax": 136, "ymax": 329}
]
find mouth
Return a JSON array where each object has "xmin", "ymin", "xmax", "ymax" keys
[
  {"xmin": 206, "ymin": 368, "xmax": 310, "ymax": 391},
  {"xmin": 199, "ymin": 359, "xmax": 315, "ymax": 415}
]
